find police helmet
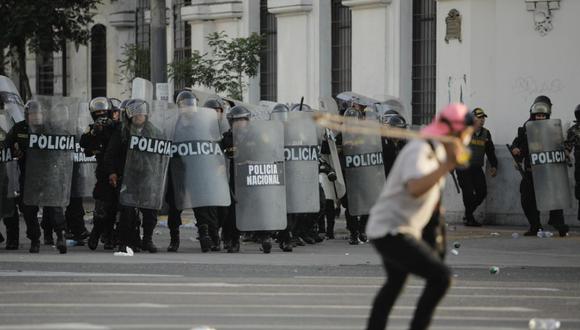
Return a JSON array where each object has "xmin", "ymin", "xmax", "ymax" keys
[
  {"xmin": 89, "ymin": 97, "xmax": 112, "ymax": 113},
  {"xmin": 574, "ymin": 104, "xmax": 580, "ymax": 122},
  {"xmin": 344, "ymin": 108, "xmax": 363, "ymax": 119},
  {"xmin": 175, "ymin": 90, "xmax": 198, "ymax": 108},
  {"xmin": 203, "ymin": 98, "xmax": 224, "ymax": 111},
  {"xmin": 110, "ymin": 98, "xmax": 122, "ymax": 110},
  {"xmin": 382, "ymin": 114, "xmax": 408, "ymax": 129},
  {"xmin": 125, "ymin": 99, "xmax": 149, "ymax": 118},
  {"xmin": 290, "ymin": 103, "xmax": 312, "ymax": 112},
  {"xmin": 270, "ymin": 103, "xmax": 289, "ymax": 121},
  {"xmin": 226, "ymin": 105, "xmax": 251, "ymax": 125},
  {"xmin": 530, "ymin": 95, "xmax": 552, "ymax": 117},
  {"xmin": 24, "ymin": 100, "xmax": 43, "ymax": 115}
]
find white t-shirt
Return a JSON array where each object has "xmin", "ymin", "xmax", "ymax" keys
[{"xmin": 366, "ymin": 139, "xmax": 447, "ymax": 240}]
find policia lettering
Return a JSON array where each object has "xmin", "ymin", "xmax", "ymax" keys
[
  {"xmin": 171, "ymin": 140, "xmax": 223, "ymax": 157},
  {"xmin": 284, "ymin": 146, "xmax": 318, "ymax": 161},
  {"xmin": 129, "ymin": 136, "xmax": 172, "ymax": 156},
  {"xmin": 29, "ymin": 134, "xmax": 75, "ymax": 151},
  {"xmin": 345, "ymin": 152, "xmax": 384, "ymax": 168},
  {"xmin": 240, "ymin": 162, "xmax": 285, "ymax": 186},
  {"xmin": 531, "ymin": 149, "xmax": 566, "ymax": 166},
  {"xmin": 0, "ymin": 148, "xmax": 13, "ymax": 162}
]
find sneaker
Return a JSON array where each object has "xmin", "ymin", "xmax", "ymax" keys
[
  {"xmin": 359, "ymin": 233, "xmax": 368, "ymax": 243},
  {"xmin": 349, "ymin": 233, "xmax": 360, "ymax": 245}
]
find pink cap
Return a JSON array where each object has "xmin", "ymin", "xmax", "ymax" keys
[{"xmin": 421, "ymin": 103, "xmax": 470, "ymax": 137}]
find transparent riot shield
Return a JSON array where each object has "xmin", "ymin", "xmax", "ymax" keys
[
  {"xmin": 71, "ymin": 102, "xmax": 97, "ymax": 198},
  {"xmin": 526, "ymin": 119, "xmax": 572, "ymax": 211},
  {"xmin": 23, "ymin": 97, "xmax": 77, "ymax": 207},
  {"xmin": 120, "ymin": 101, "xmax": 178, "ymax": 210},
  {"xmin": 342, "ymin": 117, "xmax": 385, "ymax": 216},
  {"xmin": 284, "ymin": 111, "xmax": 320, "ymax": 213},
  {"xmin": 234, "ymin": 120, "xmax": 286, "ymax": 231},
  {"xmin": 170, "ymin": 107, "xmax": 231, "ymax": 210}
]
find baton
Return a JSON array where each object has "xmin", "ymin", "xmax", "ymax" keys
[{"xmin": 505, "ymin": 144, "xmax": 527, "ymax": 180}]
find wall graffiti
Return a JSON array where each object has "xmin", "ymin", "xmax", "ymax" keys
[{"xmin": 513, "ymin": 76, "xmax": 563, "ymax": 97}]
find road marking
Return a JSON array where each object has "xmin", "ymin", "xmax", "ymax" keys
[
  {"xmin": 19, "ymin": 281, "xmax": 560, "ymax": 292},
  {"xmin": 0, "ymin": 324, "xmax": 109, "ymax": 330},
  {"xmin": 0, "ymin": 271, "xmax": 181, "ymax": 278},
  {"xmin": 0, "ymin": 303, "xmax": 537, "ymax": 312}
]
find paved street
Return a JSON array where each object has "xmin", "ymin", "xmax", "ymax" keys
[{"xmin": 1, "ymin": 219, "xmax": 580, "ymax": 330}]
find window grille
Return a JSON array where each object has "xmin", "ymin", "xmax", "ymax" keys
[
  {"xmin": 331, "ymin": 0, "xmax": 352, "ymax": 98},
  {"xmin": 91, "ymin": 24, "xmax": 107, "ymax": 98},
  {"xmin": 259, "ymin": 0, "xmax": 277, "ymax": 102}
]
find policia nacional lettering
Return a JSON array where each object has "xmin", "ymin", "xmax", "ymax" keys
[
  {"xmin": 171, "ymin": 140, "xmax": 223, "ymax": 157},
  {"xmin": 240, "ymin": 162, "xmax": 285, "ymax": 186},
  {"xmin": 284, "ymin": 145, "xmax": 318, "ymax": 162},
  {"xmin": 531, "ymin": 149, "xmax": 566, "ymax": 166},
  {"xmin": 345, "ymin": 152, "xmax": 384, "ymax": 168},
  {"xmin": 129, "ymin": 135, "xmax": 172, "ymax": 156},
  {"xmin": 29, "ymin": 134, "xmax": 75, "ymax": 151},
  {"xmin": 73, "ymin": 142, "xmax": 97, "ymax": 163}
]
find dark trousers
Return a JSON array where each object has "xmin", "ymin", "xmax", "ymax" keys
[
  {"xmin": 23, "ymin": 205, "xmax": 65, "ymax": 241},
  {"xmin": 194, "ymin": 206, "xmax": 220, "ymax": 238},
  {"xmin": 118, "ymin": 207, "xmax": 157, "ymax": 246},
  {"xmin": 222, "ymin": 203, "xmax": 239, "ymax": 242},
  {"xmin": 92, "ymin": 198, "xmax": 118, "ymax": 239},
  {"xmin": 520, "ymin": 175, "xmax": 565, "ymax": 230},
  {"xmin": 342, "ymin": 195, "xmax": 368, "ymax": 234},
  {"xmin": 2, "ymin": 200, "xmax": 20, "ymax": 242},
  {"xmin": 65, "ymin": 197, "xmax": 87, "ymax": 237},
  {"xmin": 574, "ymin": 155, "xmax": 580, "ymax": 220},
  {"xmin": 317, "ymin": 199, "xmax": 336, "ymax": 234},
  {"xmin": 456, "ymin": 167, "xmax": 487, "ymax": 217},
  {"xmin": 367, "ymin": 234, "xmax": 451, "ymax": 330}
]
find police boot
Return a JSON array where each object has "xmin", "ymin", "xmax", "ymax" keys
[
  {"xmin": 43, "ymin": 229, "xmax": 54, "ymax": 245},
  {"xmin": 6, "ymin": 238, "xmax": 19, "ymax": 250},
  {"xmin": 556, "ymin": 224, "xmax": 570, "ymax": 237},
  {"xmin": 29, "ymin": 240, "xmax": 40, "ymax": 253},
  {"xmin": 326, "ymin": 221, "xmax": 335, "ymax": 239},
  {"xmin": 55, "ymin": 230, "xmax": 67, "ymax": 254},
  {"xmin": 5, "ymin": 224, "xmax": 19, "ymax": 250},
  {"xmin": 88, "ymin": 222, "xmax": 103, "ymax": 251},
  {"xmin": 141, "ymin": 228, "xmax": 158, "ymax": 253},
  {"xmin": 279, "ymin": 240, "xmax": 293, "ymax": 252},
  {"xmin": 198, "ymin": 224, "xmax": 212, "ymax": 253},
  {"xmin": 167, "ymin": 229, "xmax": 180, "ymax": 252},
  {"xmin": 0, "ymin": 232, "xmax": 4, "ymax": 244},
  {"xmin": 227, "ymin": 238, "xmax": 240, "ymax": 253},
  {"xmin": 349, "ymin": 231, "xmax": 360, "ymax": 245},
  {"xmin": 210, "ymin": 230, "xmax": 221, "ymax": 252},
  {"xmin": 524, "ymin": 226, "xmax": 543, "ymax": 237},
  {"xmin": 261, "ymin": 236, "xmax": 272, "ymax": 254}
]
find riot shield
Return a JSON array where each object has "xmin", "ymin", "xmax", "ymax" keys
[
  {"xmin": 120, "ymin": 101, "xmax": 178, "ymax": 210},
  {"xmin": 234, "ymin": 120, "xmax": 286, "ymax": 231},
  {"xmin": 526, "ymin": 119, "xmax": 571, "ymax": 211},
  {"xmin": 132, "ymin": 78, "xmax": 153, "ymax": 104},
  {"xmin": 23, "ymin": 97, "xmax": 76, "ymax": 207},
  {"xmin": 170, "ymin": 107, "xmax": 231, "ymax": 210},
  {"xmin": 0, "ymin": 75, "xmax": 25, "ymax": 123},
  {"xmin": 71, "ymin": 102, "xmax": 97, "ymax": 198},
  {"xmin": 342, "ymin": 117, "xmax": 385, "ymax": 216},
  {"xmin": 284, "ymin": 111, "xmax": 320, "ymax": 213}
]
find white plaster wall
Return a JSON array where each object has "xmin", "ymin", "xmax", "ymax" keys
[{"xmin": 438, "ymin": 0, "xmax": 580, "ymax": 225}]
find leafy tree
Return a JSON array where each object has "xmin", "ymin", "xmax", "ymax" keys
[
  {"xmin": 0, "ymin": 0, "xmax": 101, "ymax": 100},
  {"xmin": 117, "ymin": 44, "xmax": 151, "ymax": 93},
  {"xmin": 168, "ymin": 31, "xmax": 264, "ymax": 100}
]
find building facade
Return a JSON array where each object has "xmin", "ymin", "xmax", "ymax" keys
[{"xmin": 17, "ymin": 0, "xmax": 580, "ymax": 223}]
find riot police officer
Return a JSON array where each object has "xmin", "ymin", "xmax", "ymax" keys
[
  {"xmin": 6, "ymin": 100, "xmax": 71, "ymax": 253},
  {"xmin": 511, "ymin": 96, "xmax": 570, "ymax": 237},
  {"xmin": 380, "ymin": 112, "xmax": 408, "ymax": 178},
  {"xmin": 565, "ymin": 104, "xmax": 580, "ymax": 222},
  {"xmin": 456, "ymin": 108, "xmax": 498, "ymax": 227},
  {"xmin": 105, "ymin": 99, "xmax": 163, "ymax": 253},
  {"xmin": 80, "ymin": 97, "xmax": 120, "ymax": 250}
]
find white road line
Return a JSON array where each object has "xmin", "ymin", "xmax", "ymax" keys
[
  {"xmin": 90, "ymin": 290, "xmax": 576, "ymax": 300},
  {"xmin": 0, "ymin": 271, "xmax": 181, "ymax": 278},
  {"xmin": 18, "ymin": 282, "xmax": 561, "ymax": 292},
  {"xmin": 0, "ymin": 303, "xmax": 537, "ymax": 312},
  {"xmin": 0, "ymin": 324, "xmax": 109, "ymax": 330}
]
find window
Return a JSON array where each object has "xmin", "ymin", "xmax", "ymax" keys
[
  {"xmin": 331, "ymin": 0, "xmax": 352, "ymax": 97},
  {"xmin": 173, "ymin": 0, "xmax": 192, "ymax": 92},
  {"xmin": 259, "ymin": 0, "xmax": 277, "ymax": 102},
  {"xmin": 36, "ymin": 51, "xmax": 54, "ymax": 96},
  {"xmin": 412, "ymin": 0, "xmax": 437, "ymax": 125},
  {"xmin": 91, "ymin": 24, "xmax": 107, "ymax": 98}
]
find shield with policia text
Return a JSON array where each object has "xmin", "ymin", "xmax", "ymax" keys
[
  {"xmin": 234, "ymin": 120, "xmax": 286, "ymax": 231},
  {"xmin": 170, "ymin": 106, "xmax": 230, "ymax": 210},
  {"xmin": 24, "ymin": 96, "xmax": 76, "ymax": 207},
  {"xmin": 120, "ymin": 101, "xmax": 178, "ymax": 210},
  {"xmin": 71, "ymin": 102, "xmax": 97, "ymax": 198},
  {"xmin": 342, "ymin": 114, "xmax": 385, "ymax": 216},
  {"xmin": 283, "ymin": 111, "xmax": 320, "ymax": 213},
  {"xmin": 525, "ymin": 119, "xmax": 571, "ymax": 211}
]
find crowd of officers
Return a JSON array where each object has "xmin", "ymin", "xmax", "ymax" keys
[{"xmin": 0, "ymin": 87, "xmax": 578, "ymax": 254}]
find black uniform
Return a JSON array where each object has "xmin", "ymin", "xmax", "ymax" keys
[
  {"xmin": 456, "ymin": 127, "xmax": 497, "ymax": 225},
  {"xmin": 79, "ymin": 118, "xmax": 119, "ymax": 249},
  {"xmin": 104, "ymin": 122, "xmax": 159, "ymax": 252},
  {"xmin": 219, "ymin": 129, "xmax": 239, "ymax": 252},
  {"xmin": 564, "ymin": 122, "xmax": 580, "ymax": 221},
  {"xmin": 511, "ymin": 121, "xmax": 569, "ymax": 236},
  {"xmin": 5, "ymin": 121, "xmax": 67, "ymax": 251},
  {"xmin": 381, "ymin": 137, "xmax": 405, "ymax": 178}
]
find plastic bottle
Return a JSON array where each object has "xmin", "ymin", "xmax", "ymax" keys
[
  {"xmin": 66, "ymin": 239, "xmax": 77, "ymax": 247},
  {"xmin": 528, "ymin": 318, "xmax": 561, "ymax": 329}
]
